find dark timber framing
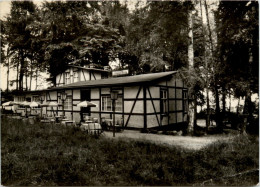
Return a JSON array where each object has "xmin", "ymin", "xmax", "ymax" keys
[
  {"xmin": 143, "ymin": 85, "xmax": 147, "ymax": 130},
  {"xmin": 147, "ymin": 87, "xmax": 160, "ymax": 126},
  {"xmin": 13, "ymin": 71, "xmax": 188, "ymax": 130},
  {"xmin": 124, "ymin": 86, "xmax": 142, "ymax": 128}
]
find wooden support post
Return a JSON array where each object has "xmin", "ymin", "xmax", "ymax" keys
[{"xmin": 143, "ymin": 86, "xmax": 147, "ymax": 131}]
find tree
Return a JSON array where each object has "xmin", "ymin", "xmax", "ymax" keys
[
  {"xmin": 215, "ymin": 0, "xmax": 259, "ymax": 131},
  {"xmin": 5, "ymin": 1, "xmax": 37, "ymax": 90},
  {"xmin": 126, "ymin": 1, "xmax": 193, "ymax": 73},
  {"xmin": 30, "ymin": 1, "xmax": 122, "ymax": 85}
]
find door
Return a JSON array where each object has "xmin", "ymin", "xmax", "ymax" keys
[{"xmin": 80, "ymin": 90, "xmax": 91, "ymax": 121}]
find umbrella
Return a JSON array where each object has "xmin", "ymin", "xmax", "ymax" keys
[
  {"xmin": 29, "ymin": 102, "xmax": 41, "ymax": 115},
  {"xmin": 75, "ymin": 101, "xmax": 97, "ymax": 122},
  {"xmin": 19, "ymin": 101, "xmax": 31, "ymax": 117},
  {"xmin": 48, "ymin": 101, "xmax": 61, "ymax": 107},
  {"xmin": 20, "ymin": 101, "xmax": 31, "ymax": 107},
  {"xmin": 2, "ymin": 101, "xmax": 19, "ymax": 107},
  {"xmin": 75, "ymin": 101, "xmax": 97, "ymax": 108},
  {"xmin": 30, "ymin": 101, "xmax": 40, "ymax": 108},
  {"xmin": 39, "ymin": 102, "xmax": 49, "ymax": 107}
]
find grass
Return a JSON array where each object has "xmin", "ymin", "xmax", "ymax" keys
[{"xmin": 1, "ymin": 116, "xmax": 259, "ymax": 186}]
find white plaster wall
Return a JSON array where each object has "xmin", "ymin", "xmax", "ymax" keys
[
  {"xmin": 169, "ymin": 100, "xmax": 176, "ymax": 111},
  {"xmin": 167, "ymin": 75, "xmax": 176, "ymax": 87},
  {"xmin": 92, "ymin": 72, "xmax": 101, "ymax": 80},
  {"xmin": 73, "ymin": 90, "xmax": 80, "ymax": 100},
  {"xmin": 147, "ymin": 115, "xmax": 159, "ymax": 128},
  {"xmin": 177, "ymin": 112, "xmax": 183, "ymax": 123},
  {"xmin": 91, "ymin": 89, "xmax": 99, "ymax": 99},
  {"xmin": 168, "ymin": 88, "xmax": 175, "ymax": 99},
  {"xmin": 64, "ymin": 111, "xmax": 72, "ymax": 120},
  {"xmin": 124, "ymin": 115, "xmax": 143, "ymax": 128},
  {"xmin": 124, "ymin": 86, "xmax": 142, "ymax": 98},
  {"xmin": 91, "ymin": 101, "xmax": 100, "ymax": 112},
  {"xmin": 65, "ymin": 90, "xmax": 72, "ymax": 96},
  {"xmin": 176, "ymin": 79, "xmax": 183, "ymax": 87},
  {"xmin": 124, "ymin": 100, "xmax": 143, "ymax": 113},
  {"xmin": 146, "ymin": 100, "xmax": 159, "ymax": 113},
  {"xmin": 177, "ymin": 100, "xmax": 183, "ymax": 110},
  {"xmin": 81, "ymin": 70, "xmax": 90, "ymax": 81},
  {"xmin": 48, "ymin": 91, "xmax": 57, "ymax": 100},
  {"xmin": 73, "ymin": 112, "xmax": 81, "ymax": 122},
  {"xmin": 183, "ymin": 114, "xmax": 187, "ymax": 121},
  {"xmin": 157, "ymin": 80, "xmax": 167, "ymax": 86},
  {"xmin": 161, "ymin": 116, "xmax": 168, "ymax": 126},
  {"xmin": 148, "ymin": 86, "xmax": 159, "ymax": 98},
  {"xmin": 169, "ymin": 113, "xmax": 177, "ymax": 124},
  {"xmin": 101, "ymin": 87, "xmax": 110, "ymax": 95},
  {"xmin": 73, "ymin": 100, "xmax": 80, "ymax": 112},
  {"xmin": 176, "ymin": 89, "xmax": 182, "ymax": 99}
]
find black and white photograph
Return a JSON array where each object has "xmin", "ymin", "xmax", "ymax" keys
[{"xmin": 0, "ymin": 0, "xmax": 259, "ymax": 186}]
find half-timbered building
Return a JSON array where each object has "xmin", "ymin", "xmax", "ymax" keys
[{"xmin": 13, "ymin": 68, "xmax": 188, "ymax": 131}]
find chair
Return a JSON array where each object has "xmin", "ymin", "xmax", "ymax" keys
[{"xmin": 84, "ymin": 116, "xmax": 93, "ymax": 123}]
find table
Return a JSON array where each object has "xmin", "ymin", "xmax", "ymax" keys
[
  {"xmin": 54, "ymin": 116, "xmax": 63, "ymax": 123},
  {"xmin": 81, "ymin": 122, "xmax": 102, "ymax": 135},
  {"xmin": 61, "ymin": 119, "xmax": 69, "ymax": 125},
  {"xmin": 61, "ymin": 119, "xmax": 76, "ymax": 126},
  {"xmin": 105, "ymin": 119, "xmax": 120, "ymax": 130}
]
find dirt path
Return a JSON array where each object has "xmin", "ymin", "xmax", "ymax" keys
[{"xmin": 103, "ymin": 130, "xmax": 236, "ymax": 150}]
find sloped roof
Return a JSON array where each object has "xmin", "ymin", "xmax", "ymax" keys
[
  {"xmin": 52, "ymin": 71, "xmax": 177, "ymax": 90},
  {"xmin": 68, "ymin": 65, "xmax": 109, "ymax": 72}
]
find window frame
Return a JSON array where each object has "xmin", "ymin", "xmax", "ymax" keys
[
  {"xmin": 183, "ymin": 89, "xmax": 188, "ymax": 113},
  {"xmin": 101, "ymin": 94, "xmax": 122, "ymax": 112},
  {"xmin": 73, "ymin": 71, "xmax": 79, "ymax": 83},
  {"xmin": 65, "ymin": 72, "xmax": 71, "ymax": 84},
  {"xmin": 64, "ymin": 95, "xmax": 72, "ymax": 110},
  {"xmin": 160, "ymin": 89, "xmax": 168, "ymax": 115}
]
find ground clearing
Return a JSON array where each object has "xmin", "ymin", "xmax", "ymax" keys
[
  {"xmin": 104, "ymin": 119, "xmax": 234, "ymax": 150},
  {"xmin": 104, "ymin": 130, "xmax": 236, "ymax": 150}
]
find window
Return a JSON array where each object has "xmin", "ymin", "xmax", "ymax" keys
[
  {"xmin": 65, "ymin": 72, "xmax": 70, "ymax": 84},
  {"xmin": 115, "ymin": 95, "xmax": 122, "ymax": 111},
  {"xmin": 64, "ymin": 96, "xmax": 72, "ymax": 110},
  {"xmin": 32, "ymin": 95, "xmax": 40, "ymax": 102},
  {"xmin": 17, "ymin": 96, "xmax": 25, "ymax": 102},
  {"xmin": 101, "ymin": 95, "xmax": 122, "ymax": 112},
  {"xmin": 160, "ymin": 89, "xmax": 168, "ymax": 114},
  {"xmin": 73, "ymin": 72, "xmax": 79, "ymax": 82},
  {"xmin": 17, "ymin": 96, "xmax": 25, "ymax": 108},
  {"xmin": 102, "ymin": 96, "xmax": 112, "ymax": 111},
  {"xmin": 57, "ymin": 95, "xmax": 62, "ymax": 110},
  {"xmin": 183, "ymin": 90, "xmax": 188, "ymax": 113}
]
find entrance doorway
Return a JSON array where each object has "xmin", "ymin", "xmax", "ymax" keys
[{"xmin": 80, "ymin": 90, "xmax": 91, "ymax": 122}]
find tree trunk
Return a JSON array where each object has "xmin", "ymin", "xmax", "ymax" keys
[
  {"xmin": 206, "ymin": 87, "xmax": 210, "ymax": 132},
  {"xmin": 16, "ymin": 55, "xmax": 19, "ymax": 90},
  {"xmin": 204, "ymin": 0, "xmax": 223, "ymax": 131},
  {"xmin": 188, "ymin": 99, "xmax": 195, "ymax": 134},
  {"xmin": 194, "ymin": 93, "xmax": 197, "ymax": 130},
  {"xmin": 25, "ymin": 68, "xmax": 28, "ymax": 91},
  {"xmin": 187, "ymin": 10, "xmax": 195, "ymax": 134},
  {"xmin": 19, "ymin": 50, "xmax": 25, "ymax": 91},
  {"xmin": 6, "ymin": 47, "xmax": 10, "ymax": 92},
  {"xmin": 215, "ymin": 85, "xmax": 222, "ymax": 131},
  {"xmin": 35, "ymin": 67, "xmax": 38, "ymax": 90},
  {"xmin": 222, "ymin": 86, "xmax": 226, "ymax": 116},
  {"xmin": 200, "ymin": 0, "xmax": 211, "ymax": 131},
  {"xmin": 229, "ymin": 91, "xmax": 231, "ymax": 112},
  {"xmin": 29, "ymin": 60, "xmax": 33, "ymax": 91},
  {"xmin": 237, "ymin": 97, "xmax": 240, "ymax": 114}
]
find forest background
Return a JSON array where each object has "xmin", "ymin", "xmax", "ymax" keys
[{"xmin": 0, "ymin": 0, "xmax": 258, "ymax": 131}]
